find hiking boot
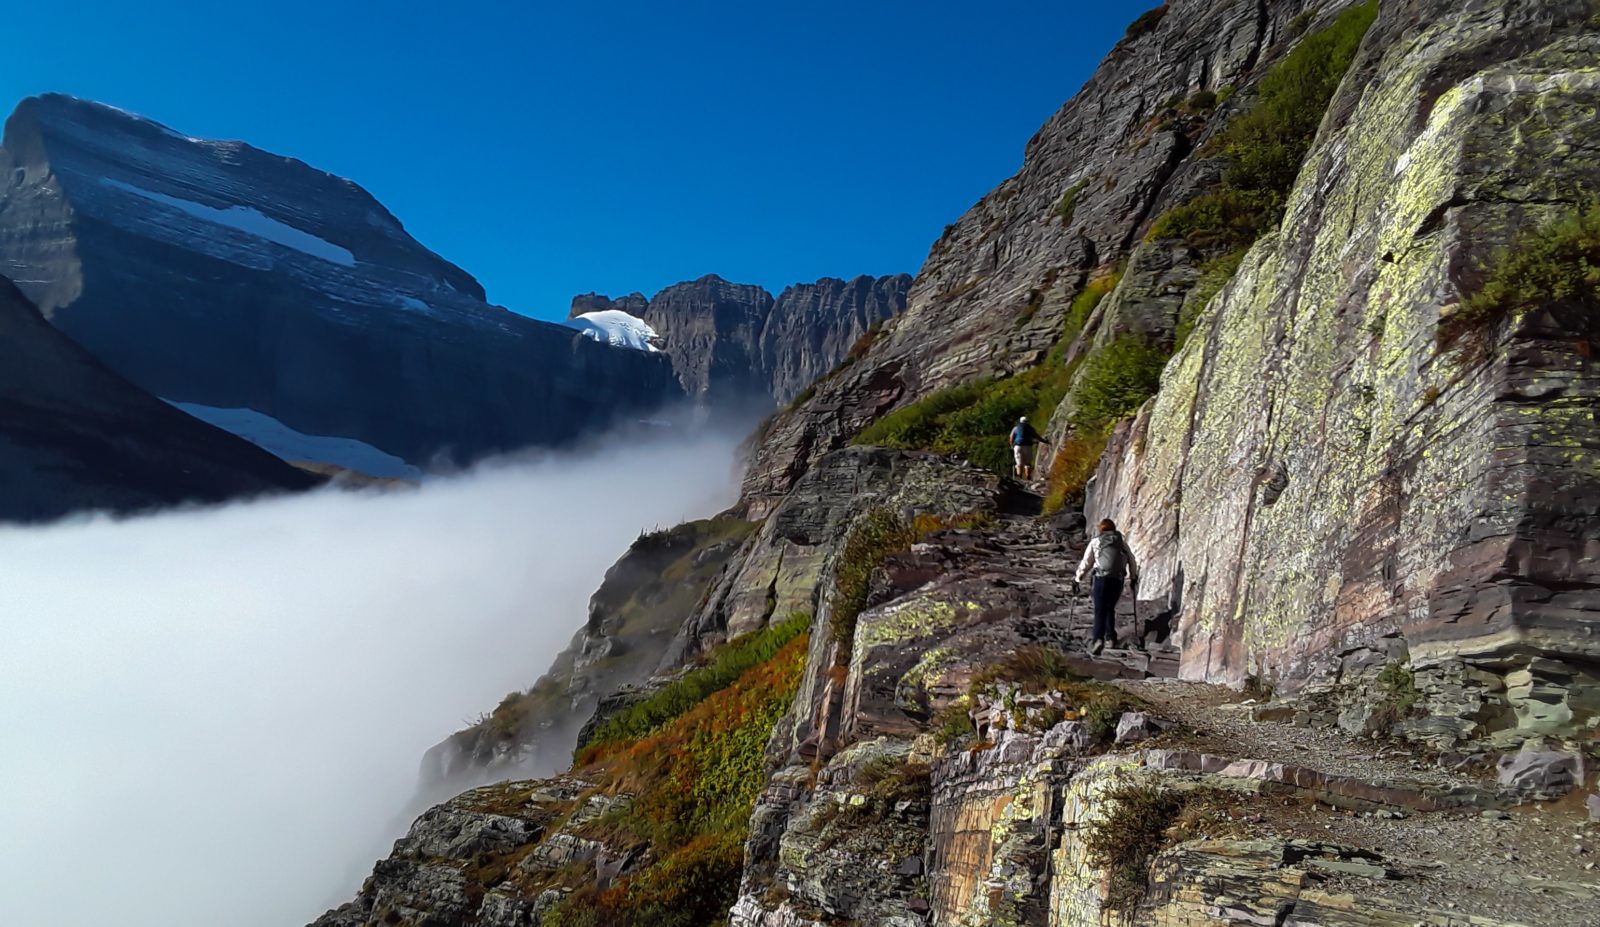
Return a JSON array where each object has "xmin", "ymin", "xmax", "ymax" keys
[{"xmin": 1090, "ymin": 639, "xmax": 1105, "ymax": 656}]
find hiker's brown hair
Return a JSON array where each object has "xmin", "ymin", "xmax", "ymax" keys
[{"xmin": 1098, "ymin": 518, "xmax": 1117, "ymax": 532}]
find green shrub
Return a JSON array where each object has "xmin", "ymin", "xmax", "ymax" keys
[
  {"xmin": 1082, "ymin": 778, "xmax": 1190, "ymax": 911},
  {"xmin": 933, "ymin": 700, "xmax": 977, "ymax": 746},
  {"xmin": 1445, "ymin": 203, "xmax": 1600, "ymax": 346},
  {"xmin": 967, "ymin": 645, "xmax": 1149, "ymax": 741},
  {"xmin": 580, "ymin": 612, "xmax": 811, "ymax": 752},
  {"xmin": 831, "ymin": 509, "xmax": 917, "ymax": 646},
  {"xmin": 1124, "ymin": 5, "xmax": 1168, "ymax": 39},
  {"xmin": 1145, "ymin": 0, "xmax": 1376, "ymax": 248},
  {"xmin": 1373, "ymin": 661, "xmax": 1422, "ymax": 726},
  {"xmin": 928, "ymin": 367, "xmax": 1073, "ymax": 473},
  {"xmin": 1055, "ymin": 179, "xmax": 1091, "ymax": 226},
  {"xmin": 1041, "ymin": 426, "xmax": 1112, "ymax": 515},
  {"xmin": 855, "ymin": 756, "xmax": 933, "ymax": 806},
  {"xmin": 854, "ymin": 381, "xmax": 990, "ymax": 449},
  {"xmin": 1049, "ymin": 271, "xmax": 1124, "ymax": 363},
  {"xmin": 1067, "ymin": 337, "xmax": 1169, "ymax": 432},
  {"xmin": 854, "ymin": 265, "xmax": 1127, "ymax": 478},
  {"xmin": 1145, "ymin": 187, "xmax": 1279, "ymax": 250},
  {"xmin": 852, "ymin": 365, "xmax": 1074, "ymax": 478},
  {"xmin": 1175, "ymin": 249, "xmax": 1248, "ymax": 348},
  {"xmin": 1183, "ymin": 89, "xmax": 1218, "ymax": 112}
]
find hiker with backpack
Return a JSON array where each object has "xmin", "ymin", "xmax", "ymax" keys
[
  {"xmin": 1009, "ymin": 416, "xmax": 1047, "ymax": 480},
  {"xmin": 1074, "ymin": 518, "xmax": 1139, "ymax": 655}
]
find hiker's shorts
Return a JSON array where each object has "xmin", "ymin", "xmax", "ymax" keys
[{"xmin": 1013, "ymin": 444, "xmax": 1035, "ymax": 469}]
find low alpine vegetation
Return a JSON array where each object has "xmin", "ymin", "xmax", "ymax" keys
[
  {"xmin": 1041, "ymin": 335, "xmax": 1168, "ymax": 513},
  {"xmin": 544, "ymin": 629, "xmax": 811, "ymax": 927},
  {"xmin": 967, "ymin": 645, "xmax": 1150, "ymax": 742},
  {"xmin": 1081, "ymin": 778, "xmax": 1241, "ymax": 912},
  {"xmin": 1124, "ymin": 5, "xmax": 1168, "ymax": 40},
  {"xmin": 831, "ymin": 508, "xmax": 917, "ymax": 646},
  {"xmin": 853, "ymin": 269, "xmax": 1125, "ymax": 477},
  {"xmin": 1146, "ymin": 0, "xmax": 1377, "ymax": 251},
  {"xmin": 1443, "ymin": 202, "xmax": 1600, "ymax": 347},
  {"xmin": 579, "ymin": 612, "xmax": 811, "ymax": 755}
]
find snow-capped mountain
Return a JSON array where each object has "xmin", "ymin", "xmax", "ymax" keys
[{"xmin": 0, "ymin": 94, "xmax": 682, "ymax": 468}]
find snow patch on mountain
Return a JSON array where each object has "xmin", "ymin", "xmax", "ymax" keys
[
  {"xmin": 563, "ymin": 310, "xmax": 661, "ymax": 352},
  {"xmin": 168, "ymin": 402, "xmax": 421, "ymax": 479},
  {"xmin": 101, "ymin": 178, "xmax": 357, "ymax": 267}
]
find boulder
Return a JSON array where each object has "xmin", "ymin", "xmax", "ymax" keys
[{"xmin": 1496, "ymin": 748, "xmax": 1582, "ymax": 795}]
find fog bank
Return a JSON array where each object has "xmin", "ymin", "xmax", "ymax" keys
[{"xmin": 0, "ymin": 429, "xmax": 744, "ymax": 927}]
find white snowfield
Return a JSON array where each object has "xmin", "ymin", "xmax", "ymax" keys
[
  {"xmin": 168, "ymin": 402, "xmax": 421, "ymax": 480},
  {"xmin": 100, "ymin": 178, "xmax": 357, "ymax": 267},
  {"xmin": 563, "ymin": 309, "xmax": 661, "ymax": 352}
]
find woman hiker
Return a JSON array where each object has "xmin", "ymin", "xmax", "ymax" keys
[{"xmin": 1074, "ymin": 518, "xmax": 1139, "ymax": 655}]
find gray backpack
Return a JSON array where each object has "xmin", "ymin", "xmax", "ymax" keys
[{"xmin": 1094, "ymin": 531, "xmax": 1128, "ymax": 578}]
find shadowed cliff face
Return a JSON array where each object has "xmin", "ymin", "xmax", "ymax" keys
[
  {"xmin": 0, "ymin": 275, "xmax": 317, "ymax": 521},
  {"xmin": 0, "ymin": 94, "xmax": 683, "ymax": 467}
]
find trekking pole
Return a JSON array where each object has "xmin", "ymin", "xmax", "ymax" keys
[{"xmin": 1065, "ymin": 580, "xmax": 1080, "ymax": 644}]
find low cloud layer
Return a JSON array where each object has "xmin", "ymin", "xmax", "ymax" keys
[{"xmin": 0, "ymin": 428, "xmax": 744, "ymax": 927}]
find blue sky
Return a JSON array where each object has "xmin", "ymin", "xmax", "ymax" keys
[{"xmin": 4, "ymin": 1, "xmax": 1151, "ymax": 320}]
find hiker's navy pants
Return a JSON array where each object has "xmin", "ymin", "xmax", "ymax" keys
[{"xmin": 1091, "ymin": 574, "xmax": 1125, "ymax": 641}]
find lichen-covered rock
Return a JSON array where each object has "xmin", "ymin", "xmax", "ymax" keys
[{"xmin": 1085, "ymin": 0, "xmax": 1600, "ymax": 738}]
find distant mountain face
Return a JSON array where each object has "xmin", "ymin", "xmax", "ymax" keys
[
  {"xmin": 569, "ymin": 273, "xmax": 912, "ymax": 409},
  {"xmin": 0, "ymin": 276, "xmax": 318, "ymax": 522},
  {"xmin": 0, "ymin": 94, "xmax": 682, "ymax": 467}
]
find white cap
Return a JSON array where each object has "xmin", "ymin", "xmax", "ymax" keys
[{"xmin": 1019, "ymin": 416, "xmax": 1028, "ymax": 423}]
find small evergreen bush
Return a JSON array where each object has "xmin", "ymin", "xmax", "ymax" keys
[
  {"xmin": 1066, "ymin": 336, "xmax": 1169, "ymax": 431},
  {"xmin": 1444, "ymin": 203, "xmax": 1600, "ymax": 346},
  {"xmin": 1145, "ymin": 0, "xmax": 1377, "ymax": 249}
]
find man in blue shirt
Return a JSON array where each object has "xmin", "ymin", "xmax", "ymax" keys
[{"xmin": 1009, "ymin": 416, "xmax": 1046, "ymax": 480}]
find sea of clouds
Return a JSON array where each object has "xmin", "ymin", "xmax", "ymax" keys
[{"xmin": 0, "ymin": 427, "xmax": 744, "ymax": 927}]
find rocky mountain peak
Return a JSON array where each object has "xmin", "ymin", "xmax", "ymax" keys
[
  {"xmin": 0, "ymin": 94, "xmax": 681, "ymax": 469},
  {"xmin": 568, "ymin": 291, "xmax": 648, "ymax": 319},
  {"xmin": 566, "ymin": 272, "xmax": 912, "ymax": 411}
]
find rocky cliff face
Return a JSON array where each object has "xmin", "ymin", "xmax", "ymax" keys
[
  {"xmin": 1080, "ymin": 0, "xmax": 1600, "ymax": 724},
  {"xmin": 416, "ymin": 515, "xmax": 757, "ymax": 800},
  {"xmin": 572, "ymin": 273, "xmax": 911, "ymax": 410},
  {"xmin": 740, "ymin": 0, "xmax": 1361, "ymax": 516},
  {"xmin": 0, "ymin": 276, "xmax": 317, "ymax": 522},
  {"xmin": 0, "ymin": 94, "xmax": 682, "ymax": 468},
  {"xmin": 318, "ymin": 2, "xmax": 1600, "ymax": 925}
]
